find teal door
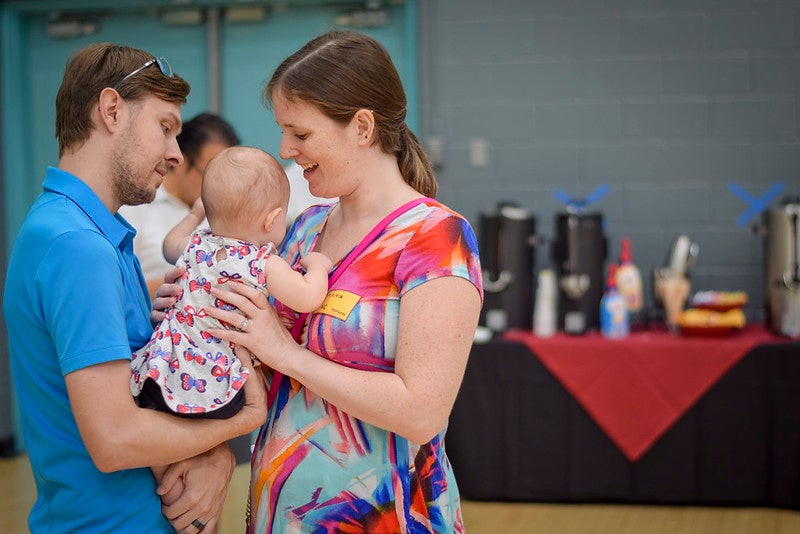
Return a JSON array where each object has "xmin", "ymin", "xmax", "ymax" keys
[{"xmin": 0, "ymin": 0, "xmax": 415, "ymax": 454}]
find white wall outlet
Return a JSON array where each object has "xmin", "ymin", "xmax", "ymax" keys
[{"xmin": 469, "ymin": 138, "xmax": 489, "ymax": 168}]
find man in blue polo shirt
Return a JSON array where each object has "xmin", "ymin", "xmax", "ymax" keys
[{"xmin": 3, "ymin": 43, "xmax": 266, "ymax": 533}]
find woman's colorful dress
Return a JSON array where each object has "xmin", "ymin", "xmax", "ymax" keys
[{"xmin": 248, "ymin": 200, "xmax": 483, "ymax": 533}]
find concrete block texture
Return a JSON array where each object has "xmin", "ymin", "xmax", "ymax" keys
[{"xmin": 419, "ymin": 0, "xmax": 800, "ymax": 322}]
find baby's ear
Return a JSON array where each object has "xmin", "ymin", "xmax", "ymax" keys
[{"xmin": 263, "ymin": 206, "xmax": 284, "ymax": 231}]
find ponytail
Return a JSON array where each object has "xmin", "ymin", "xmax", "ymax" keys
[{"xmin": 396, "ymin": 125, "xmax": 437, "ymax": 198}]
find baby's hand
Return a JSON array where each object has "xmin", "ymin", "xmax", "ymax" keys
[
  {"xmin": 300, "ymin": 251, "xmax": 333, "ymax": 273},
  {"xmin": 189, "ymin": 197, "xmax": 206, "ymax": 219}
]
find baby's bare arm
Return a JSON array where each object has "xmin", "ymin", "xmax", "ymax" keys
[
  {"xmin": 163, "ymin": 198, "xmax": 206, "ymax": 265},
  {"xmin": 264, "ymin": 252, "xmax": 332, "ymax": 312}
]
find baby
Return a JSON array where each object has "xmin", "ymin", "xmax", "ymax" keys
[{"xmin": 131, "ymin": 146, "xmax": 332, "ymax": 419}]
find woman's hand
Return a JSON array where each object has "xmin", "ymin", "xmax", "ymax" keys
[
  {"xmin": 203, "ymin": 283, "xmax": 299, "ymax": 373},
  {"xmin": 150, "ymin": 265, "xmax": 185, "ymax": 325}
]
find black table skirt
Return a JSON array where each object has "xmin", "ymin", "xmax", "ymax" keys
[{"xmin": 445, "ymin": 337, "xmax": 800, "ymax": 508}]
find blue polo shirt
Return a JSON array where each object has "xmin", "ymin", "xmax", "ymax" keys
[{"xmin": 3, "ymin": 167, "xmax": 172, "ymax": 533}]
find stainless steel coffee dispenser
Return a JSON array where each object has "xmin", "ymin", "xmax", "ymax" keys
[
  {"xmin": 764, "ymin": 197, "xmax": 800, "ymax": 338},
  {"xmin": 551, "ymin": 212, "xmax": 607, "ymax": 334},
  {"xmin": 479, "ymin": 203, "xmax": 537, "ymax": 331}
]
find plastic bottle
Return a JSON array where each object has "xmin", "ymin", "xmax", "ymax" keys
[
  {"xmin": 533, "ymin": 269, "xmax": 558, "ymax": 337},
  {"xmin": 615, "ymin": 237, "xmax": 644, "ymax": 316},
  {"xmin": 601, "ymin": 264, "xmax": 630, "ymax": 338}
]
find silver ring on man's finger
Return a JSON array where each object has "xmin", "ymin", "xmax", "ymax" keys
[
  {"xmin": 191, "ymin": 519, "xmax": 206, "ymax": 532},
  {"xmin": 240, "ymin": 317, "xmax": 249, "ymax": 332}
]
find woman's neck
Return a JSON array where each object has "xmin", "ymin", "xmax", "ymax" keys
[
  {"xmin": 316, "ymin": 183, "xmax": 420, "ymax": 263},
  {"xmin": 339, "ymin": 159, "xmax": 419, "ymax": 220}
]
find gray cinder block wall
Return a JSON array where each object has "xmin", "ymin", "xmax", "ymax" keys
[{"xmin": 418, "ymin": 0, "xmax": 800, "ymax": 323}]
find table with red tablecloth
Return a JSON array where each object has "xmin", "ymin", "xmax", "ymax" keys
[{"xmin": 446, "ymin": 325, "xmax": 800, "ymax": 507}]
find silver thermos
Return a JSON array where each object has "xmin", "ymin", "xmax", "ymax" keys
[{"xmin": 764, "ymin": 197, "xmax": 800, "ymax": 338}]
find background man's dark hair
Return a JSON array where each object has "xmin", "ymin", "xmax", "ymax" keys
[{"xmin": 178, "ymin": 113, "xmax": 241, "ymax": 169}]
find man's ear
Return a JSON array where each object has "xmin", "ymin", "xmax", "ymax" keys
[
  {"xmin": 96, "ymin": 87, "xmax": 124, "ymax": 133},
  {"xmin": 262, "ymin": 206, "xmax": 284, "ymax": 232},
  {"xmin": 353, "ymin": 108, "xmax": 374, "ymax": 145}
]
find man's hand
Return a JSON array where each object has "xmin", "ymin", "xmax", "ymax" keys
[
  {"xmin": 150, "ymin": 265, "xmax": 185, "ymax": 325},
  {"xmin": 158, "ymin": 443, "xmax": 236, "ymax": 534}
]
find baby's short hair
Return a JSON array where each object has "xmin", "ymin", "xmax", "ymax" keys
[{"xmin": 201, "ymin": 146, "xmax": 289, "ymax": 229}]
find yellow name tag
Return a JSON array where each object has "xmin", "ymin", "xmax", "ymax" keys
[{"xmin": 317, "ymin": 290, "xmax": 361, "ymax": 321}]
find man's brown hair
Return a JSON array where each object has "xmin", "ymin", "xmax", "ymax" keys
[{"xmin": 55, "ymin": 42, "xmax": 190, "ymax": 156}]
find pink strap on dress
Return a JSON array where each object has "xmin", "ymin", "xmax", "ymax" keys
[{"xmin": 267, "ymin": 197, "xmax": 432, "ymax": 408}]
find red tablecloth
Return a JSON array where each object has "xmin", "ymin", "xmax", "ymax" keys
[{"xmin": 503, "ymin": 325, "xmax": 784, "ymax": 462}]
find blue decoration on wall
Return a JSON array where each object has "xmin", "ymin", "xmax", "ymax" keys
[
  {"xmin": 728, "ymin": 182, "xmax": 783, "ymax": 227},
  {"xmin": 553, "ymin": 184, "xmax": 611, "ymax": 214}
]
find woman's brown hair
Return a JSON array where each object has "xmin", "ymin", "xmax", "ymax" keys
[
  {"xmin": 55, "ymin": 42, "xmax": 190, "ymax": 157},
  {"xmin": 265, "ymin": 30, "xmax": 437, "ymax": 198}
]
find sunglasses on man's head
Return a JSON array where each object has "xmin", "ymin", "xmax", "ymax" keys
[{"xmin": 112, "ymin": 56, "xmax": 173, "ymax": 90}]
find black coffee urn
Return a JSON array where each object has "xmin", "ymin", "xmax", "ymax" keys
[
  {"xmin": 551, "ymin": 212, "xmax": 607, "ymax": 334},
  {"xmin": 479, "ymin": 202, "xmax": 537, "ymax": 331}
]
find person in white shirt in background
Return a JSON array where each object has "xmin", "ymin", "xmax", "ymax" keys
[{"xmin": 120, "ymin": 112, "xmax": 240, "ymax": 299}]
